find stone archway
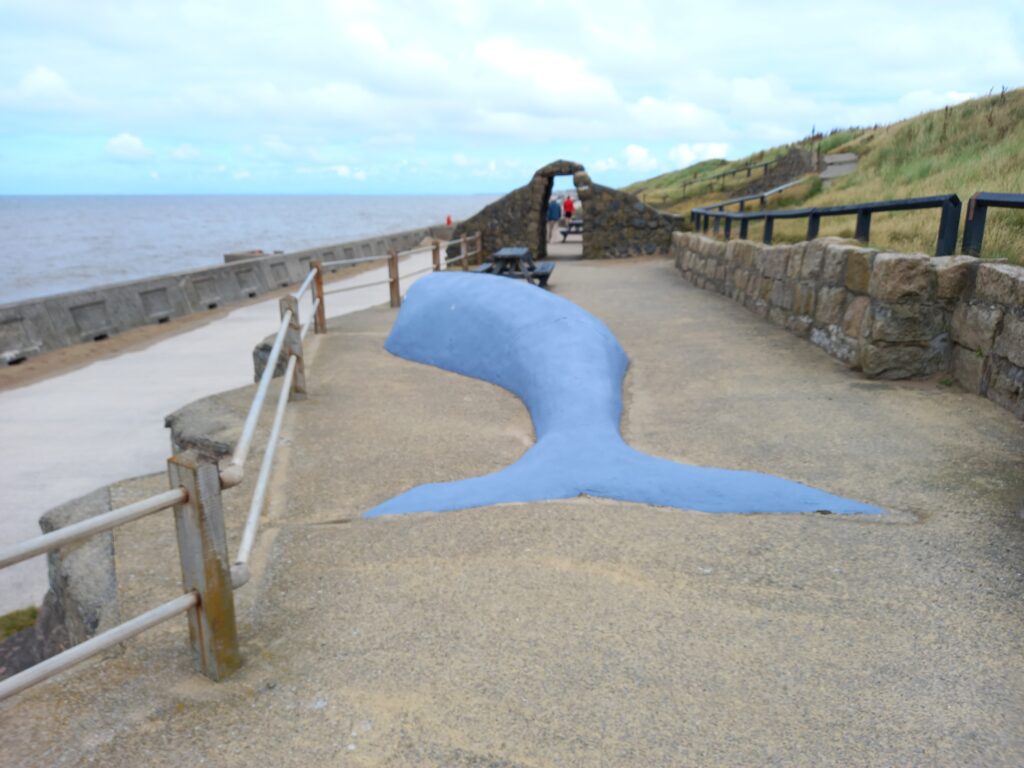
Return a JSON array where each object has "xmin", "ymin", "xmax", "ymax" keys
[
  {"xmin": 529, "ymin": 159, "xmax": 587, "ymax": 259},
  {"xmin": 452, "ymin": 160, "xmax": 683, "ymax": 261}
]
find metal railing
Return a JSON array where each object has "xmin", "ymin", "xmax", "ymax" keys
[
  {"xmin": 0, "ymin": 235, "xmax": 481, "ymax": 702},
  {"xmin": 695, "ymin": 177, "xmax": 809, "ymax": 215},
  {"xmin": 691, "ymin": 193, "xmax": 963, "ymax": 257},
  {"xmin": 962, "ymin": 192, "xmax": 1024, "ymax": 256}
]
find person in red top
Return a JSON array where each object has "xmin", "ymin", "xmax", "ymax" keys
[{"xmin": 562, "ymin": 195, "xmax": 575, "ymax": 223}]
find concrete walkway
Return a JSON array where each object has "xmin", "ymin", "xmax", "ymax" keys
[
  {"xmin": 0, "ymin": 249, "xmax": 436, "ymax": 614},
  {"xmin": 3, "ymin": 258, "xmax": 1023, "ymax": 766}
]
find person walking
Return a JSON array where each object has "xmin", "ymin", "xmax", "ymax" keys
[{"xmin": 546, "ymin": 196, "xmax": 562, "ymax": 242}]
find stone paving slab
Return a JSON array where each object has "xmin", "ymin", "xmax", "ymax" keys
[{"xmin": 2, "ymin": 258, "xmax": 1022, "ymax": 766}]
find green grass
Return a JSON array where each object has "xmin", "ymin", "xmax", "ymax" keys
[
  {"xmin": 0, "ymin": 606, "xmax": 38, "ymax": 640},
  {"xmin": 628, "ymin": 87, "xmax": 1024, "ymax": 262}
]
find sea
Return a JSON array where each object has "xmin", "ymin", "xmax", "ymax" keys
[{"xmin": 0, "ymin": 194, "xmax": 500, "ymax": 305}]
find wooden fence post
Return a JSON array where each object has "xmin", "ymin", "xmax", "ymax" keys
[
  {"xmin": 167, "ymin": 450, "xmax": 241, "ymax": 681},
  {"xmin": 311, "ymin": 261, "xmax": 326, "ymax": 334},
  {"xmin": 388, "ymin": 250, "xmax": 401, "ymax": 307},
  {"xmin": 460, "ymin": 235, "xmax": 468, "ymax": 272},
  {"xmin": 431, "ymin": 240, "xmax": 441, "ymax": 272},
  {"xmin": 279, "ymin": 295, "xmax": 306, "ymax": 400},
  {"xmin": 474, "ymin": 232, "xmax": 483, "ymax": 265}
]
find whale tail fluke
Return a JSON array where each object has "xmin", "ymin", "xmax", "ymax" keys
[{"xmin": 363, "ymin": 435, "xmax": 880, "ymax": 518}]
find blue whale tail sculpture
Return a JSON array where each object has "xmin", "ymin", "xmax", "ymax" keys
[{"xmin": 365, "ymin": 272, "xmax": 880, "ymax": 518}]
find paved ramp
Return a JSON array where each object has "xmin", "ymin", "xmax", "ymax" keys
[{"xmin": 3, "ymin": 258, "xmax": 1023, "ymax": 766}]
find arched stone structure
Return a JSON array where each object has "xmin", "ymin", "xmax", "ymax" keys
[{"xmin": 452, "ymin": 160, "xmax": 686, "ymax": 261}]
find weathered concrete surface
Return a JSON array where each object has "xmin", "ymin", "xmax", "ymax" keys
[{"xmin": 2, "ymin": 259, "xmax": 1023, "ymax": 766}]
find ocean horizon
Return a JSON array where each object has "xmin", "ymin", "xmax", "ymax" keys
[{"xmin": 0, "ymin": 193, "xmax": 499, "ymax": 305}]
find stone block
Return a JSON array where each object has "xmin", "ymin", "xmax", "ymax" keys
[
  {"xmin": 985, "ymin": 355, "xmax": 1024, "ymax": 418},
  {"xmin": 870, "ymin": 303, "xmax": 946, "ymax": 343},
  {"xmin": 792, "ymin": 282, "xmax": 816, "ymax": 316},
  {"xmin": 786, "ymin": 247, "xmax": 803, "ymax": 280},
  {"xmin": 787, "ymin": 315, "xmax": 813, "ymax": 338},
  {"xmin": 868, "ymin": 252, "xmax": 931, "ymax": 301},
  {"xmin": 844, "ymin": 249, "xmax": 874, "ymax": 294},
  {"xmin": 932, "ymin": 255, "xmax": 978, "ymax": 300},
  {"xmin": 762, "ymin": 245, "xmax": 790, "ymax": 280},
  {"xmin": 861, "ymin": 343, "xmax": 937, "ymax": 379},
  {"xmin": 747, "ymin": 275, "xmax": 760, "ymax": 299},
  {"xmin": 732, "ymin": 240, "xmax": 757, "ymax": 269},
  {"xmin": 759, "ymin": 277, "xmax": 773, "ymax": 301},
  {"xmin": 37, "ymin": 487, "xmax": 121, "ymax": 658},
  {"xmin": 993, "ymin": 314, "xmax": 1024, "ymax": 368},
  {"xmin": 800, "ymin": 247, "xmax": 824, "ymax": 280},
  {"xmin": 771, "ymin": 280, "xmax": 792, "ymax": 310},
  {"xmin": 975, "ymin": 263, "xmax": 1024, "ymax": 306},
  {"xmin": 815, "ymin": 286, "xmax": 846, "ymax": 325},
  {"xmin": 768, "ymin": 307, "xmax": 789, "ymax": 327},
  {"xmin": 842, "ymin": 295, "xmax": 871, "ymax": 339},
  {"xmin": 950, "ymin": 302, "xmax": 1003, "ymax": 353},
  {"xmin": 821, "ymin": 246, "xmax": 847, "ymax": 285},
  {"xmin": 952, "ymin": 344, "xmax": 986, "ymax": 394},
  {"xmin": 810, "ymin": 325, "xmax": 858, "ymax": 365},
  {"xmin": 734, "ymin": 270, "xmax": 748, "ymax": 293}
]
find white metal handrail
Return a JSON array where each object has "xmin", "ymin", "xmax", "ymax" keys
[
  {"xmin": 230, "ymin": 354, "xmax": 298, "ymax": 588},
  {"xmin": 0, "ymin": 238, "xmax": 477, "ymax": 700},
  {"xmin": 219, "ymin": 310, "xmax": 293, "ymax": 490},
  {"xmin": 0, "ymin": 592, "xmax": 198, "ymax": 701},
  {"xmin": 0, "ymin": 488, "xmax": 187, "ymax": 569}
]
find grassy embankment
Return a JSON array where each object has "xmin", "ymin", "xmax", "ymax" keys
[{"xmin": 629, "ymin": 88, "xmax": 1024, "ymax": 262}]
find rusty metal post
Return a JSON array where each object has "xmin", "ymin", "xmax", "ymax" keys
[
  {"xmin": 459, "ymin": 235, "xmax": 468, "ymax": 272},
  {"xmin": 431, "ymin": 240, "xmax": 441, "ymax": 272},
  {"xmin": 279, "ymin": 295, "xmax": 306, "ymax": 400},
  {"xmin": 167, "ymin": 451, "xmax": 241, "ymax": 681},
  {"xmin": 387, "ymin": 250, "xmax": 401, "ymax": 307},
  {"xmin": 311, "ymin": 261, "xmax": 326, "ymax": 334}
]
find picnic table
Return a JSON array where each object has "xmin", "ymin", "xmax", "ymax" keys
[
  {"xmin": 473, "ymin": 246, "xmax": 555, "ymax": 287},
  {"xmin": 560, "ymin": 218, "xmax": 584, "ymax": 241}
]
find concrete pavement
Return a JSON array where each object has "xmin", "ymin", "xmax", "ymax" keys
[
  {"xmin": 0, "ymin": 248, "xmax": 436, "ymax": 614},
  {"xmin": 2, "ymin": 257, "xmax": 1022, "ymax": 766}
]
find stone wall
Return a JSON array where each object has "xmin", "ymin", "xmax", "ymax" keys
[
  {"xmin": 672, "ymin": 232, "xmax": 1024, "ymax": 418},
  {"xmin": 0, "ymin": 224, "xmax": 445, "ymax": 364},
  {"xmin": 950, "ymin": 263, "xmax": 1024, "ymax": 418},
  {"xmin": 452, "ymin": 160, "xmax": 684, "ymax": 261}
]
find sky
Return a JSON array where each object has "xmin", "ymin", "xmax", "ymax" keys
[{"xmin": 1, "ymin": 0, "xmax": 1023, "ymax": 195}]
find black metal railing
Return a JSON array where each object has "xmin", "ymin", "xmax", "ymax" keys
[
  {"xmin": 692, "ymin": 194, "xmax": 962, "ymax": 257},
  {"xmin": 962, "ymin": 192, "xmax": 1024, "ymax": 256},
  {"xmin": 677, "ymin": 159, "xmax": 777, "ymax": 194},
  {"xmin": 698, "ymin": 177, "xmax": 808, "ymax": 214}
]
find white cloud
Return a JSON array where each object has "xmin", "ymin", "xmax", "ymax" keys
[
  {"xmin": 19, "ymin": 66, "xmax": 69, "ymax": 97},
  {"xmin": 171, "ymin": 143, "xmax": 200, "ymax": 160},
  {"xmin": 233, "ymin": 169, "xmax": 251, "ymax": 179},
  {"xmin": 105, "ymin": 133, "xmax": 151, "ymax": 160},
  {"xmin": 452, "ymin": 152, "xmax": 470, "ymax": 167},
  {"xmin": 352, "ymin": 169, "xmax": 367, "ymax": 181},
  {"xmin": 591, "ymin": 157, "xmax": 618, "ymax": 172},
  {"xmin": 624, "ymin": 144, "xmax": 658, "ymax": 171},
  {"xmin": 668, "ymin": 142, "xmax": 728, "ymax": 167},
  {"xmin": 149, "ymin": 171, "xmax": 160, "ymax": 180}
]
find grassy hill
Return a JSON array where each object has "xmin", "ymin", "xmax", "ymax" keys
[{"xmin": 629, "ymin": 88, "xmax": 1024, "ymax": 262}]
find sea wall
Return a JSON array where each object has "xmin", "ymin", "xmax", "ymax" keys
[
  {"xmin": 0, "ymin": 225, "xmax": 445, "ymax": 364},
  {"xmin": 672, "ymin": 232, "xmax": 1024, "ymax": 418}
]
